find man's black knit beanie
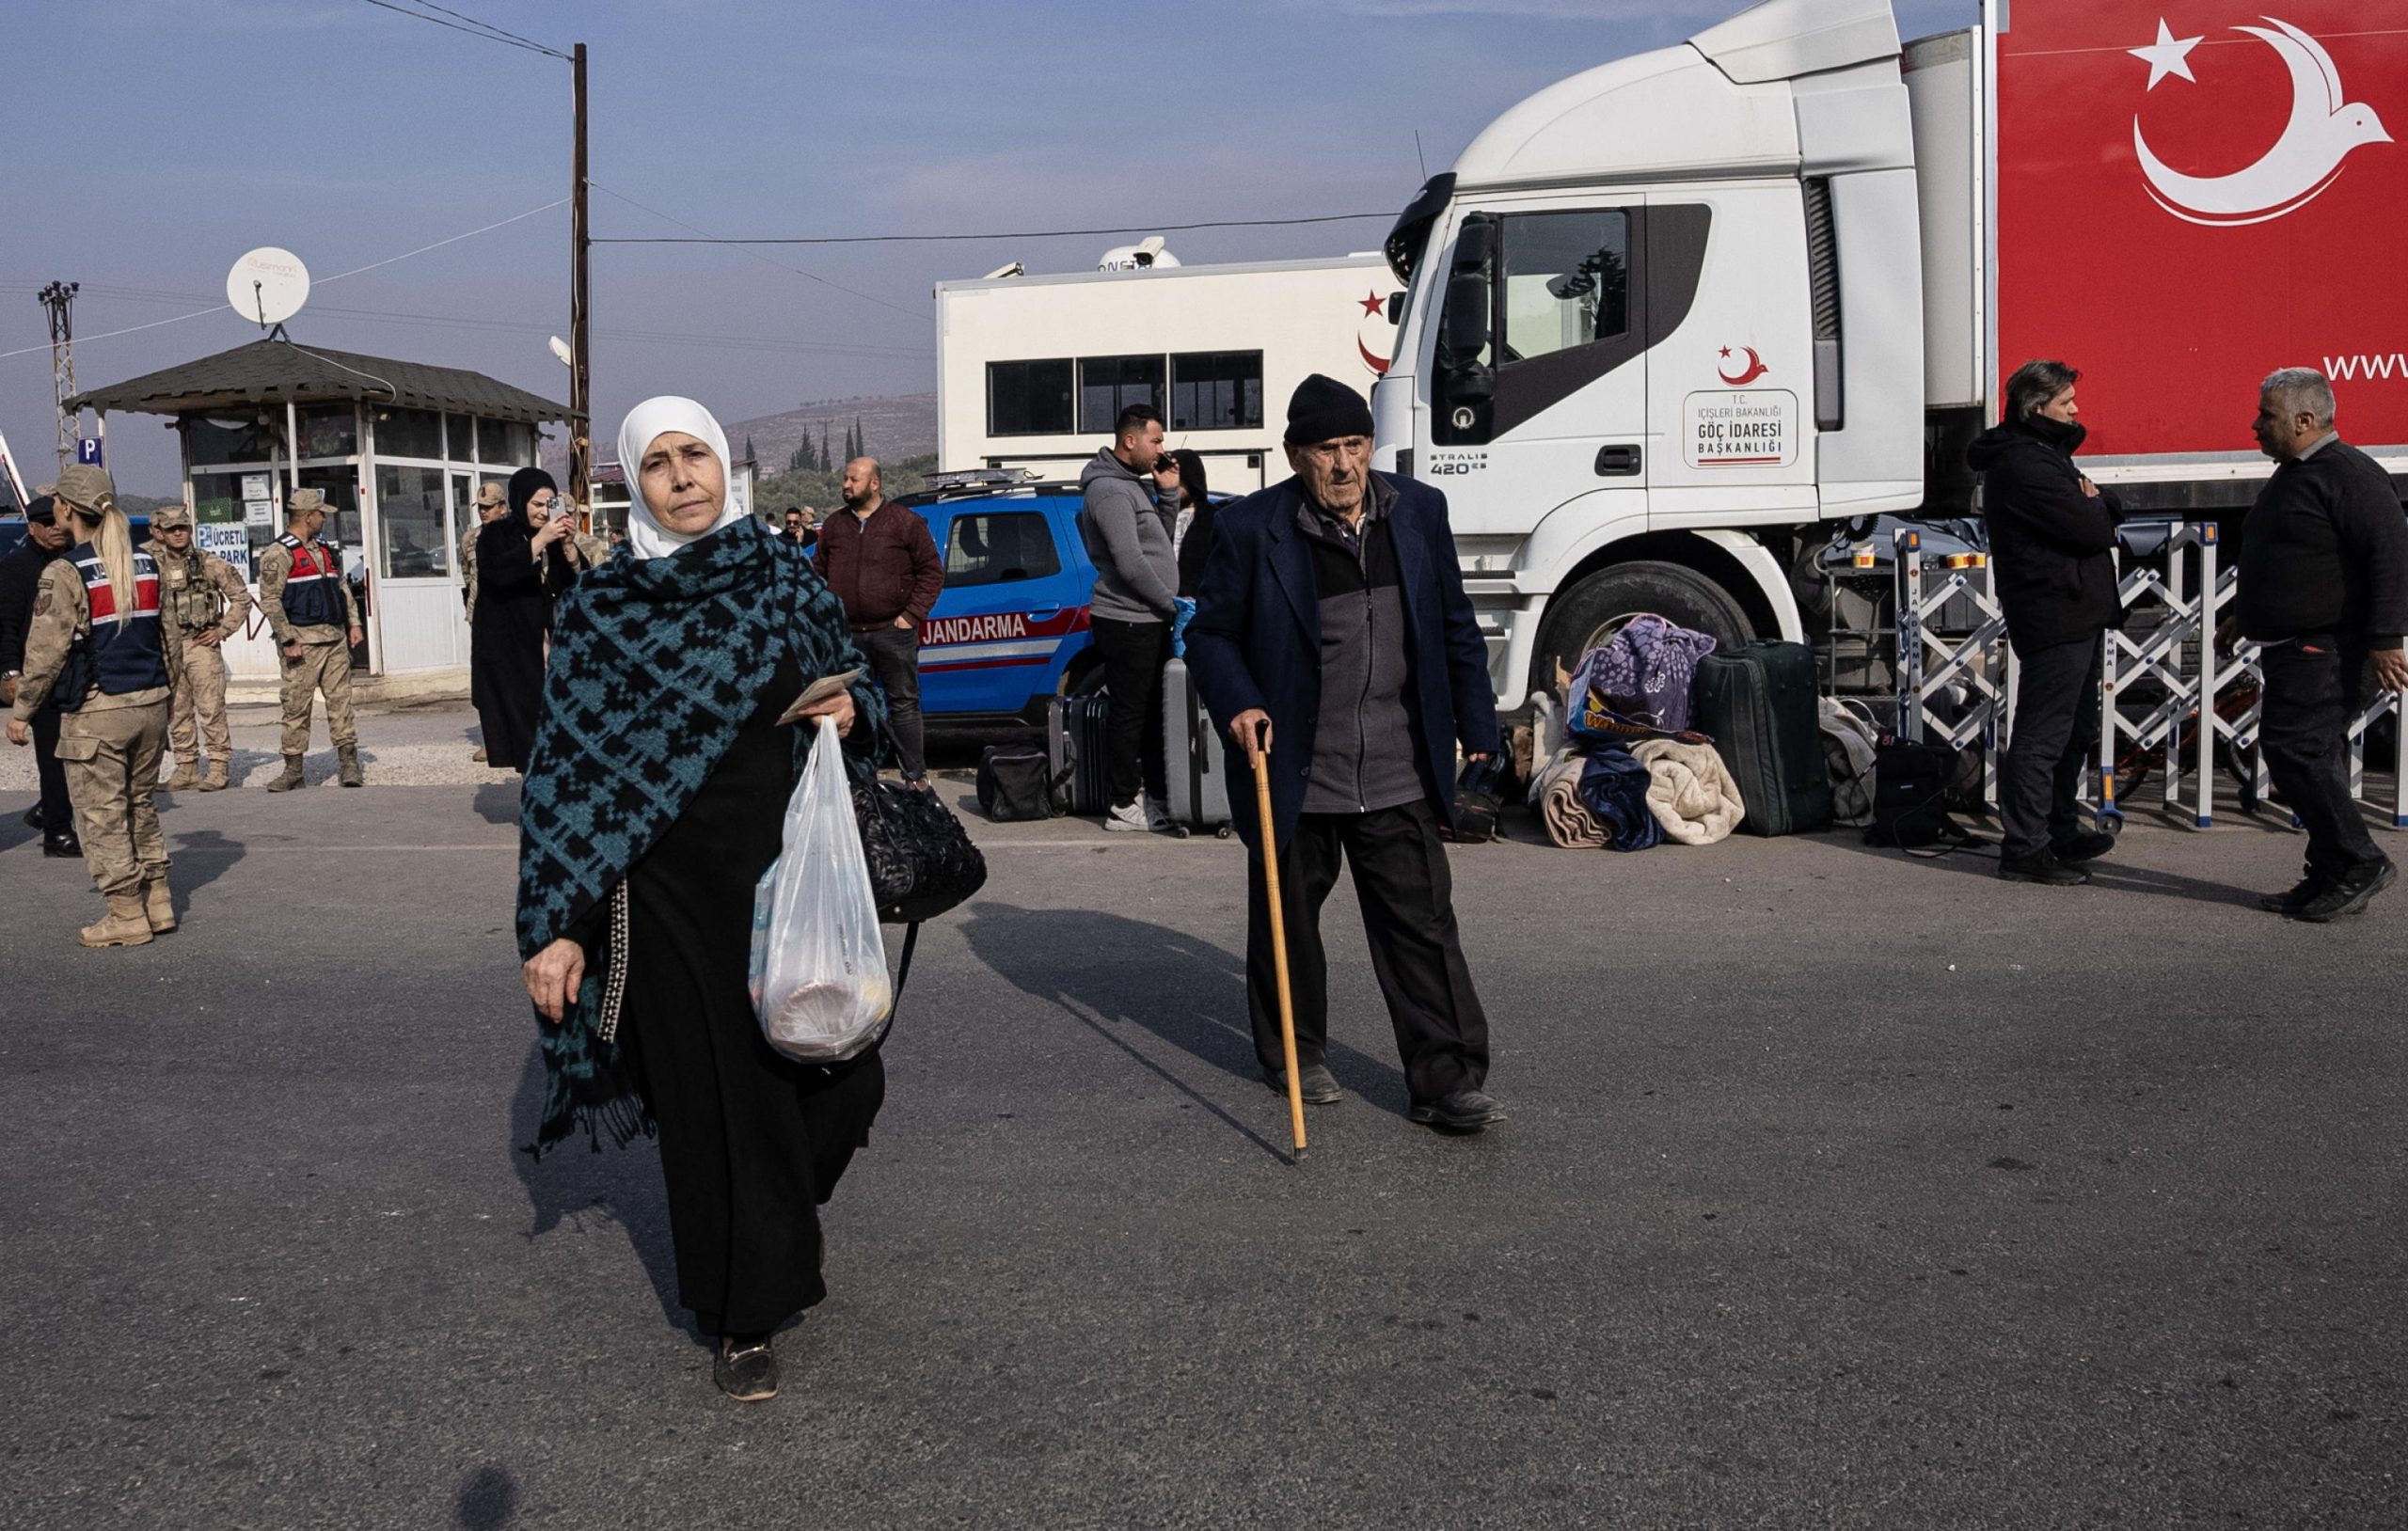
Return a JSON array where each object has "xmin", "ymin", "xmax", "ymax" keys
[{"xmin": 1284, "ymin": 373, "xmax": 1375, "ymax": 447}]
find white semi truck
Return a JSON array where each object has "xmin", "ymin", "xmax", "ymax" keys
[{"xmin": 1373, "ymin": 0, "xmax": 2408, "ymax": 702}]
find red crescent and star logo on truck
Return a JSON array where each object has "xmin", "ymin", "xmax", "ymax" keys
[
  {"xmin": 1357, "ymin": 290, "xmax": 1397, "ymax": 376},
  {"xmin": 1716, "ymin": 346, "xmax": 1769, "ymax": 386}
]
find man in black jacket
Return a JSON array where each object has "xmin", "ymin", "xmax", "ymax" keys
[
  {"xmin": 0, "ymin": 494, "xmax": 80, "ymax": 857},
  {"xmin": 2232, "ymin": 368, "xmax": 2408, "ymax": 922},
  {"xmin": 1968, "ymin": 359, "xmax": 2123, "ymax": 885}
]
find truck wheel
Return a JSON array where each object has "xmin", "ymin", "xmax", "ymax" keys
[{"xmin": 1531, "ymin": 560, "xmax": 1754, "ymax": 699}]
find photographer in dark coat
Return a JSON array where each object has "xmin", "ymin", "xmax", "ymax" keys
[
  {"xmin": 1968, "ymin": 359, "xmax": 2124, "ymax": 886},
  {"xmin": 1186, "ymin": 375, "xmax": 1505, "ymax": 1133},
  {"xmin": 2230, "ymin": 368, "xmax": 2408, "ymax": 923}
]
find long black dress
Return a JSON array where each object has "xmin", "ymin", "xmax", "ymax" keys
[
  {"xmin": 472, "ymin": 523, "xmax": 574, "ymax": 771},
  {"xmin": 608, "ymin": 655, "xmax": 885, "ymax": 1337}
]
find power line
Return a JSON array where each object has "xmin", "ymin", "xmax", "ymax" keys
[
  {"xmin": 592, "ymin": 212, "xmax": 1394, "ymax": 246},
  {"xmin": 352, "ymin": 0, "xmax": 568, "ymax": 58},
  {"xmin": 587, "ymin": 182, "xmax": 928, "ymax": 326},
  {"xmin": 407, "ymin": 0, "xmax": 562, "ymax": 56}
]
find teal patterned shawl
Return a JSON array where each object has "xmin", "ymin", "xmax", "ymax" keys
[{"xmin": 515, "ymin": 513, "xmax": 883, "ymax": 1154}]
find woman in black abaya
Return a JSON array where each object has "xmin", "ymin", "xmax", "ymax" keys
[{"xmin": 473, "ymin": 467, "xmax": 577, "ymax": 772}]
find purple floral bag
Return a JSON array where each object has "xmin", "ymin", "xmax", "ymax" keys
[{"xmin": 1568, "ymin": 613, "xmax": 1718, "ymax": 734}]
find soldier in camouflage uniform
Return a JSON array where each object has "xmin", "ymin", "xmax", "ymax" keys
[
  {"xmin": 461, "ymin": 480, "xmax": 506, "ymax": 623},
  {"xmin": 256, "ymin": 487, "xmax": 365, "ymax": 790},
  {"xmin": 150, "ymin": 503, "xmax": 253, "ymax": 792},
  {"xmin": 5, "ymin": 464, "xmax": 185, "ymax": 946}
]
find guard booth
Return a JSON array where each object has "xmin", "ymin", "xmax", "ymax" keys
[{"xmin": 69, "ymin": 338, "xmax": 567, "ymax": 683}]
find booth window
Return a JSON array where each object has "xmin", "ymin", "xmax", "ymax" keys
[
  {"xmin": 943, "ymin": 511, "xmax": 1060, "ymax": 588},
  {"xmin": 299, "ymin": 403, "xmax": 357, "ymax": 459},
  {"xmin": 378, "ymin": 407, "xmax": 444, "ymax": 460},
  {"xmin": 446, "ymin": 415, "xmax": 479, "ymax": 462},
  {"xmin": 479, "ymin": 418, "xmax": 533, "ymax": 466},
  {"xmin": 1077, "ymin": 355, "xmax": 1164, "ymax": 434},
  {"xmin": 184, "ymin": 416, "xmax": 275, "ymax": 465},
  {"xmin": 1170, "ymin": 352, "xmax": 1263, "ymax": 431},
  {"xmin": 988, "ymin": 359, "xmax": 1074, "ymax": 436},
  {"xmin": 377, "ymin": 465, "xmax": 450, "ymax": 578}
]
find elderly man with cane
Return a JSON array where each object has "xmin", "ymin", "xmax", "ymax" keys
[{"xmin": 1186, "ymin": 374, "xmax": 1506, "ymax": 1134}]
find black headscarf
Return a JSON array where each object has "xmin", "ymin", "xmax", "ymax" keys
[{"xmin": 506, "ymin": 466, "xmax": 558, "ymax": 529}]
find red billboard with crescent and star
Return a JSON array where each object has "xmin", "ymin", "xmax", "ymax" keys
[{"xmin": 1995, "ymin": 2, "xmax": 2408, "ymax": 456}]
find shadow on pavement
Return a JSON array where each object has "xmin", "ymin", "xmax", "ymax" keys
[
  {"xmin": 454, "ymin": 1465, "xmax": 517, "ymax": 1530},
  {"xmin": 168, "ymin": 828, "xmax": 246, "ymax": 894},
  {"xmin": 1828, "ymin": 827, "xmax": 2268, "ymax": 909},
  {"xmin": 507, "ymin": 1038, "xmax": 688, "ymax": 1336},
  {"xmin": 957, "ymin": 899, "xmax": 1413, "ymax": 1153},
  {"xmin": 474, "ymin": 782, "xmax": 520, "ymax": 827}
]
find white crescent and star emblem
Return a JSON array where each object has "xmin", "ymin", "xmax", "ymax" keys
[{"xmin": 2131, "ymin": 13, "xmax": 2392, "ymax": 228}]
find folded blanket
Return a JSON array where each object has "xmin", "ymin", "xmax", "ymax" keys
[
  {"xmin": 1577, "ymin": 748, "xmax": 1665, "ymax": 852},
  {"xmin": 1538, "ymin": 755, "xmax": 1608, "ymax": 849},
  {"xmin": 1632, "ymin": 737, "xmax": 1746, "ymax": 845}
]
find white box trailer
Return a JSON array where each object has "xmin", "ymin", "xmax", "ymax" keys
[{"xmin": 934, "ymin": 252, "xmax": 1403, "ymax": 493}]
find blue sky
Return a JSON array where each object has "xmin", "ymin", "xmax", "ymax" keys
[{"xmin": 3, "ymin": 0, "xmax": 1976, "ymax": 494}]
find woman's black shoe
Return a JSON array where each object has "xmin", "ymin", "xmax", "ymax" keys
[
  {"xmin": 714, "ymin": 1334, "xmax": 779, "ymax": 1401},
  {"xmin": 1998, "ymin": 850, "xmax": 2088, "ymax": 886}
]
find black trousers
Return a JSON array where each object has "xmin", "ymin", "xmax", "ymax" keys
[
  {"xmin": 1246, "ymin": 798, "xmax": 1490, "ymax": 1105},
  {"xmin": 1090, "ymin": 615, "xmax": 1169, "ymax": 808},
  {"xmin": 854, "ymin": 625, "xmax": 926, "ymax": 780},
  {"xmin": 32, "ymin": 702, "xmax": 71, "ymax": 832},
  {"xmin": 2258, "ymin": 639, "xmax": 2387, "ymax": 881},
  {"xmin": 2001, "ymin": 633, "xmax": 2103, "ymax": 860}
]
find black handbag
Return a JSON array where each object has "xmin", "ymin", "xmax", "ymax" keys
[
  {"xmin": 852, "ymin": 771, "xmax": 988, "ymax": 925},
  {"xmin": 1444, "ymin": 754, "xmax": 1508, "ymax": 843}
]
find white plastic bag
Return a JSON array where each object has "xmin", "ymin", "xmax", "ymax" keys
[{"xmin": 748, "ymin": 716, "xmax": 892, "ymax": 1061}]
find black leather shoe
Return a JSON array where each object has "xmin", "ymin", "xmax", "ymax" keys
[
  {"xmin": 2258, "ymin": 874, "xmax": 2326, "ymax": 915},
  {"xmin": 2292, "ymin": 861, "xmax": 2397, "ymax": 923},
  {"xmin": 2051, "ymin": 829, "xmax": 2117, "ymax": 864},
  {"xmin": 20, "ymin": 806, "xmax": 40, "ymax": 829},
  {"xmin": 1263, "ymin": 1063, "xmax": 1343, "ymax": 1105},
  {"xmin": 1409, "ymin": 1088, "xmax": 1507, "ymax": 1132},
  {"xmin": 42, "ymin": 829, "xmax": 82, "ymax": 859},
  {"xmin": 713, "ymin": 1334, "xmax": 779, "ymax": 1401},
  {"xmin": 1999, "ymin": 850, "xmax": 2088, "ymax": 886}
]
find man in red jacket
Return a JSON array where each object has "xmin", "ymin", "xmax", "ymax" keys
[{"xmin": 815, "ymin": 457, "xmax": 944, "ymax": 785}]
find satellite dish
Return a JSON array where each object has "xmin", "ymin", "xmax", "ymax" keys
[
  {"xmin": 1097, "ymin": 236, "xmax": 1180, "ymax": 273},
  {"xmin": 228, "ymin": 248, "xmax": 310, "ymax": 328},
  {"xmin": 548, "ymin": 336, "xmax": 574, "ymax": 367}
]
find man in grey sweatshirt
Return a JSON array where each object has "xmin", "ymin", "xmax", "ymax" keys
[{"xmin": 1078, "ymin": 403, "xmax": 1181, "ymax": 830}]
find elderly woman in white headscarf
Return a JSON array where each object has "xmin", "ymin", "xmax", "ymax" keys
[{"xmin": 514, "ymin": 397, "xmax": 888, "ymax": 1402}]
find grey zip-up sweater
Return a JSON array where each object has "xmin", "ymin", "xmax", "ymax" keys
[{"xmin": 1078, "ymin": 448, "xmax": 1180, "ymax": 623}]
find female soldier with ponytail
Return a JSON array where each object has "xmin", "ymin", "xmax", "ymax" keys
[{"xmin": 3, "ymin": 464, "xmax": 183, "ymax": 947}]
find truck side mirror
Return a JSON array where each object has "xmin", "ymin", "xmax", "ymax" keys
[
  {"xmin": 1442, "ymin": 272, "xmax": 1491, "ymax": 362},
  {"xmin": 1452, "ymin": 216, "xmax": 1496, "ymax": 272},
  {"xmin": 1385, "ymin": 292, "xmax": 1403, "ymax": 324}
]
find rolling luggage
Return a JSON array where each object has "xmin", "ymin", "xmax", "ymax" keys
[
  {"xmin": 1046, "ymin": 691, "xmax": 1111, "ymax": 816},
  {"xmin": 1161, "ymin": 657, "xmax": 1234, "ymax": 837},
  {"xmin": 1687, "ymin": 640, "xmax": 1832, "ymax": 837}
]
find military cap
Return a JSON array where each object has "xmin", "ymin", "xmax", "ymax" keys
[
  {"xmin": 289, "ymin": 487, "xmax": 328, "ymax": 514},
  {"xmin": 151, "ymin": 502, "xmax": 195, "ymax": 530},
  {"xmin": 52, "ymin": 464, "xmax": 117, "ymax": 514},
  {"xmin": 23, "ymin": 493, "xmax": 55, "ymax": 526}
]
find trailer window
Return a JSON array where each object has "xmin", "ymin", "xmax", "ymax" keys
[
  {"xmin": 989, "ymin": 359, "xmax": 1075, "ymax": 436},
  {"xmin": 1077, "ymin": 355, "xmax": 1166, "ymax": 434},
  {"xmin": 943, "ymin": 510, "xmax": 1061, "ymax": 588},
  {"xmin": 1499, "ymin": 210, "xmax": 1629, "ymax": 366},
  {"xmin": 1170, "ymin": 352, "xmax": 1263, "ymax": 432}
]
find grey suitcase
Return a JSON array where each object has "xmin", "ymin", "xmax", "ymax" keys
[{"xmin": 1162, "ymin": 656, "xmax": 1235, "ymax": 837}]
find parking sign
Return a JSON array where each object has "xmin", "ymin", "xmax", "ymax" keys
[{"xmin": 76, "ymin": 437, "xmax": 103, "ymax": 466}]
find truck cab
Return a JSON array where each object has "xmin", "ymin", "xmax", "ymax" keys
[{"xmin": 1376, "ymin": 0, "xmax": 1929, "ymax": 703}]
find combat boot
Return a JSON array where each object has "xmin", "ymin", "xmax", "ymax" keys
[
  {"xmin": 141, "ymin": 878, "xmax": 177, "ymax": 934},
  {"xmin": 265, "ymin": 755, "xmax": 307, "ymax": 793},
  {"xmin": 337, "ymin": 746, "xmax": 365, "ymax": 788},
  {"xmin": 79, "ymin": 894, "xmax": 154, "ymax": 948},
  {"xmin": 166, "ymin": 762, "xmax": 200, "ymax": 792},
  {"xmin": 198, "ymin": 762, "xmax": 230, "ymax": 792}
]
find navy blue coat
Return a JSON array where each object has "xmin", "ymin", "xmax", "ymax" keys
[{"xmin": 1185, "ymin": 472, "xmax": 1500, "ymax": 854}]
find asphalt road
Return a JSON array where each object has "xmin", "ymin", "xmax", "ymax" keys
[{"xmin": 3, "ymin": 735, "xmax": 2401, "ymax": 1529}]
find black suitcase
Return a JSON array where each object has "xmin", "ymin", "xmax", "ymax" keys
[
  {"xmin": 1688, "ymin": 641, "xmax": 1832, "ymax": 837},
  {"xmin": 1046, "ymin": 692, "xmax": 1111, "ymax": 816}
]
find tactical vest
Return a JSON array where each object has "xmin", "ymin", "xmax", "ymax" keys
[
  {"xmin": 275, "ymin": 533, "xmax": 346, "ymax": 629},
  {"xmin": 160, "ymin": 548, "xmax": 230, "ymax": 631},
  {"xmin": 62, "ymin": 544, "xmax": 168, "ymax": 708}
]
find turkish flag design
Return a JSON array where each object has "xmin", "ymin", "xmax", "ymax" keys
[{"xmin": 1995, "ymin": 4, "xmax": 2406, "ymax": 456}]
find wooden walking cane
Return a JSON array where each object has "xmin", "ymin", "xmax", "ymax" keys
[{"xmin": 1249, "ymin": 725, "xmax": 1308, "ymax": 1159}]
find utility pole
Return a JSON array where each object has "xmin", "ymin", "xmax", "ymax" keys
[
  {"xmin": 568, "ymin": 41, "xmax": 592, "ymax": 515},
  {"xmin": 38, "ymin": 280, "xmax": 79, "ymax": 471}
]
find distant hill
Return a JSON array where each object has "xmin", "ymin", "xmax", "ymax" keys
[{"xmin": 725, "ymin": 393, "xmax": 937, "ymax": 472}]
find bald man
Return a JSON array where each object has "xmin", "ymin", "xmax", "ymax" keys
[{"xmin": 813, "ymin": 457, "xmax": 944, "ymax": 785}]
